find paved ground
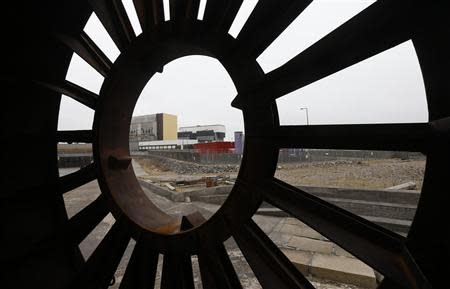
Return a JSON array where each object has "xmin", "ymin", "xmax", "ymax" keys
[{"xmin": 61, "ymin": 166, "xmax": 375, "ymax": 289}]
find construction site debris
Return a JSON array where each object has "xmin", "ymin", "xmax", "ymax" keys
[
  {"xmin": 205, "ymin": 177, "xmax": 218, "ymax": 187},
  {"xmin": 386, "ymin": 181, "xmax": 416, "ymax": 190},
  {"xmin": 134, "ymin": 155, "xmax": 239, "ymax": 175},
  {"xmin": 164, "ymin": 183, "xmax": 175, "ymax": 191}
]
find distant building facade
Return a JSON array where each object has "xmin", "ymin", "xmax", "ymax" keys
[
  {"xmin": 138, "ymin": 139, "xmax": 198, "ymax": 151},
  {"xmin": 234, "ymin": 131, "xmax": 244, "ymax": 154},
  {"xmin": 130, "ymin": 113, "xmax": 177, "ymax": 150},
  {"xmin": 178, "ymin": 125, "xmax": 226, "ymax": 143}
]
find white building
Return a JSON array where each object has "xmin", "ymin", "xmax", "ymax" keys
[
  {"xmin": 138, "ymin": 139, "xmax": 198, "ymax": 150},
  {"xmin": 178, "ymin": 124, "xmax": 226, "ymax": 142}
]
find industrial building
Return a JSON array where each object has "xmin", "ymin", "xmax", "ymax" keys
[
  {"xmin": 178, "ymin": 124, "xmax": 226, "ymax": 142},
  {"xmin": 129, "ymin": 113, "xmax": 177, "ymax": 141},
  {"xmin": 138, "ymin": 139, "xmax": 198, "ymax": 150},
  {"xmin": 129, "ymin": 113, "xmax": 177, "ymax": 151}
]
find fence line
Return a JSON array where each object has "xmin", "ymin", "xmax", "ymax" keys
[{"xmin": 132, "ymin": 149, "xmax": 424, "ymax": 165}]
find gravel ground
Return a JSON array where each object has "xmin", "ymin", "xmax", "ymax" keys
[
  {"xmin": 275, "ymin": 158, "xmax": 425, "ymax": 189},
  {"xmin": 136, "ymin": 156, "xmax": 425, "ymax": 190},
  {"xmin": 135, "ymin": 155, "xmax": 240, "ymax": 175}
]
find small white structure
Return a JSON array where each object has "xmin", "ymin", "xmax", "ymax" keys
[
  {"xmin": 178, "ymin": 124, "xmax": 226, "ymax": 142},
  {"xmin": 138, "ymin": 139, "xmax": 198, "ymax": 150},
  {"xmin": 178, "ymin": 125, "xmax": 226, "ymax": 134}
]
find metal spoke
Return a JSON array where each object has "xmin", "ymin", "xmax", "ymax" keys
[
  {"xmin": 2, "ymin": 163, "xmax": 96, "ymax": 201},
  {"xmin": 161, "ymin": 251, "xmax": 195, "ymax": 289},
  {"xmin": 36, "ymin": 80, "xmax": 98, "ymax": 110},
  {"xmin": 234, "ymin": 0, "xmax": 418, "ymax": 103},
  {"xmin": 247, "ymin": 123, "xmax": 429, "ymax": 152},
  {"xmin": 235, "ymin": 0, "xmax": 312, "ymax": 57},
  {"xmin": 5, "ymin": 194, "xmax": 109, "ymax": 268},
  {"xmin": 59, "ymin": 163, "xmax": 97, "ymax": 194},
  {"xmin": 160, "ymin": 210, "xmax": 199, "ymax": 288},
  {"xmin": 198, "ymin": 243, "xmax": 242, "ymax": 289},
  {"xmin": 406, "ymin": 148, "xmax": 450, "ymax": 288},
  {"xmin": 133, "ymin": 0, "xmax": 165, "ymax": 33},
  {"xmin": 202, "ymin": 0, "xmax": 243, "ymax": 32},
  {"xmin": 88, "ymin": 0, "xmax": 136, "ymax": 52},
  {"xmin": 57, "ymin": 130, "xmax": 93, "ymax": 144},
  {"xmin": 182, "ymin": 212, "xmax": 240, "ymax": 289},
  {"xmin": 169, "ymin": 0, "xmax": 200, "ymax": 22},
  {"xmin": 378, "ymin": 278, "xmax": 404, "ymax": 289},
  {"xmin": 119, "ymin": 235, "xmax": 159, "ymax": 289},
  {"xmin": 67, "ymin": 195, "xmax": 110, "ymax": 245},
  {"xmin": 180, "ymin": 211, "xmax": 206, "ymax": 231},
  {"xmin": 56, "ymin": 31, "xmax": 112, "ymax": 77},
  {"xmin": 262, "ymin": 178, "xmax": 430, "ymax": 289},
  {"xmin": 233, "ymin": 219, "xmax": 314, "ymax": 289},
  {"xmin": 71, "ymin": 218, "xmax": 131, "ymax": 289}
]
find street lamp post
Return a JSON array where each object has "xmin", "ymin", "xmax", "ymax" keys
[{"xmin": 300, "ymin": 107, "xmax": 309, "ymax": 125}]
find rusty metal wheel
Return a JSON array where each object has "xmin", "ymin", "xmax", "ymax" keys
[{"xmin": 2, "ymin": 1, "xmax": 449, "ymax": 289}]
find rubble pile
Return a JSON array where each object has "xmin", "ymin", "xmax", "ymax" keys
[{"xmin": 135, "ymin": 155, "xmax": 240, "ymax": 174}]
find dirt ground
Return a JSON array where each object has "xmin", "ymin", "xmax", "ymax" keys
[
  {"xmin": 58, "ymin": 143, "xmax": 92, "ymax": 153},
  {"xmin": 275, "ymin": 159, "xmax": 426, "ymax": 190},
  {"xmin": 136, "ymin": 157, "xmax": 426, "ymax": 190}
]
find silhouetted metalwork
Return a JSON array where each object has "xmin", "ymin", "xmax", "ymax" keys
[{"xmin": 2, "ymin": 0, "xmax": 449, "ymax": 288}]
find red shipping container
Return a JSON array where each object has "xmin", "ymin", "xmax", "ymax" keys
[{"xmin": 194, "ymin": 141, "xmax": 235, "ymax": 153}]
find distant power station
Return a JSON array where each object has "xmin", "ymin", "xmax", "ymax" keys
[
  {"xmin": 129, "ymin": 113, "xmax": 178, "ymax": 142},
  {"xmin": 129, "ymin": 113, "xmax": 177, "ymax": 151},
  {"xmin": 129, "ymin": 113, "xmax": 242, "ymax": 152},
  {"xmin": 178, "ymin": 125, "xmax": 226, "ymax": 142}
]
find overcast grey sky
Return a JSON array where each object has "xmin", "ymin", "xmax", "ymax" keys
[{"xmin": 59, "ymin": 0, "xmax": 428, "ymax": 140}]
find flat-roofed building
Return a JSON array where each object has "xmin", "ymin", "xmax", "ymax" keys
[
  {"xmin": 129, "ymin": 113, "xmax": 177, "ymax": 150},
  {"xmin": 178, "ymin": 124, "xmax": 226, "ymax": 142},
  {"xmin": 138, "ymin": 139, "xmax": 198, "ymax": 150}
]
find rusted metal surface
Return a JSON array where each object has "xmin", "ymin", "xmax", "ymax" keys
[{"xmin": 2, "ymin": 0, "xmax": 450, "ymax": 288}]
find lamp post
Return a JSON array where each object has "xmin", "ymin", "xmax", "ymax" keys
[{"xmin": 300, "ymin": 107, "xmax": 309, "ymax": 125}]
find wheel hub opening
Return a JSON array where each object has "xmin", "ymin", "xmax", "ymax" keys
[{"xmin": 94, "ymin": 37, "xmax": 246, "ymax": 236}]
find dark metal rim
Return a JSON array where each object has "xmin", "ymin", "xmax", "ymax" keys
[{"xmin": 93, "ymin": 22, "xmax": 272, "ymax": 247}]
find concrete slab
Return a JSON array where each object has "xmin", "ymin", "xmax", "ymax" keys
[
  {"xmin": 282, "ymin": 249, "xmax": 313, "ymax": 275},
  {"xmin": 141, "ymin": 187, "xmax": 175, "ymax": 211},
  {"xmin": 334, "ymin": 245, "xmax": 356, "ymax": 258},
  {"xmin": 386, "ymin": 181, "xmax": 416, "ymax": 190},
  {"xmin": 287, "ymin": 236, "xmax": 333, "ymax": 255},
  {"xmin": 272, "ymin": 218, "xmax": 287, "ymax": 231},
  {"xmin": 311, "ymin": 254, "xmax": 377, "ymax": 289},
  {"xmin": 322, "ymin": 197, "xmax": 417, "ymax": 220},
  {"xmin": 164, "ymin": 203, "xmax": 214, "ymax": 219},
  {"xmin": 63, "ymin": 180, "xmax": 100, "ymax": 218},
  {"xmin": 252, "ymin": 215, "xmax": 284, "ymax": 235},
  {"xmin": 285, "ymin": 218, "xmax": 306, "ymax": 226},
  {"xmin": 79, "ymin": 213, "xmax": 115, "ymax": 259},
  {"xmin": 191, "ymin": 201, "xmax": 220, "ymax": 214},
  {"xmin": 279, "ymin": 223, "xmax": 327, "ymax": 241},
  {"xmin": 61, "ymin": 165, "xmax": 372, "ymax": 289},
  {"xmin": 131, "ymin": 159, "xmax": 147, "ymax": 177},
  {"xmin": 282, "ymin": 248, "xmax": 377, "ymax": 288},
  {"xmin": 268, "ymin": 232, "xmax": 293, "ymax": 247}
]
